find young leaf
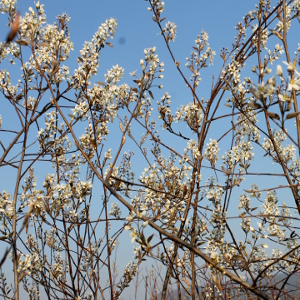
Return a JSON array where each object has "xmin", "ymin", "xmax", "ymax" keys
[
  {"xmin": 248, "ymin": 102, "xmax": 262, "ymax": 109},
  {"xmin": 286, "ymin": 112, "xmax": 300, "ymax": 120},
  {"xmin": 148, "ymin": 90, "xmax": 154, "ymax": 99},
  {"xmin": 15, "ymin": 39, "xmax": 30, "ymax": 46},
  {"xmin": 147, "ymin": 234, "xmax": 154, "ymax": 243},
  {"xmin": 130, "ymin": 87, "xmax": 139, "ymax": 92},
  {"xmin": 106, "ymin": 42, "xmax": 113, "ymax": 47},
  {"xmin": 266, "ymin": 111, "xmax": 280, "ymax": 120}
]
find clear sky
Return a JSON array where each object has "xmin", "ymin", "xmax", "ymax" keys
[{"xmin": 1, "ymin": 1, "xmax": 298, "ymax": 299}]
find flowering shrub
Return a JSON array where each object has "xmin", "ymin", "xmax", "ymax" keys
[{"xmin": 1, "ymin": 1, "xmax": 300, "ymax": 299}]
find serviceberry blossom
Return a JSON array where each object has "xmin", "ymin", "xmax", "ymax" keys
[
  {"xmin": 204, "ymin": 139, "xmax": 220, "ymax": 167},
  {"xmin": 163, "ymin": 21, "xmax": 177, "ymax": 42}
]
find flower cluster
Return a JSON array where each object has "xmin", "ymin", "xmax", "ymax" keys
[
  {"xmin": 176, "ymin": 102, "xmax": 202, "ymax": 131},
  {"xmin": 185, "ymin": 31, "xmax": 215, "ymax": 87},
  {"xmin": 204, "ymin": 139, "xmax": 220, "ymax": 167},
  {"xmin": 162, "ymin": 21, "xmax": 177, "ymax": 43},
  {"xmin": 0, "ymin": 191, "xmax": 13, "ymax": 219},
  {"xmin": 109, "ymin": 202, "xmax": 121, "ymax": 218}
]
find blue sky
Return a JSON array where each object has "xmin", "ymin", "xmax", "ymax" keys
[{"xmin": 1, "ymin": 0, "xmax": 299, "ymax": 299}]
